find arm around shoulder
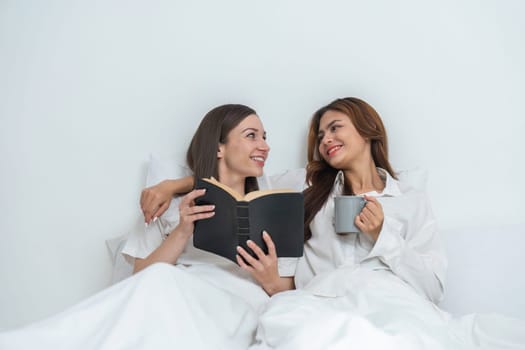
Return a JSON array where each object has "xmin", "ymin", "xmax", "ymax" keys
[{"xmin": 141, "ymin": 176, "xmax": 195, "ymax": 224}]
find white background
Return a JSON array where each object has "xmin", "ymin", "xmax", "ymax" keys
[{"xmin": 1, "ymin": 0, "xmax": 524, "ymax": 328}]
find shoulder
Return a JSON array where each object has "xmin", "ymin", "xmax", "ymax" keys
[{"xmin": 259, "ymin": 168, "xmax": 306, "ymax": 191}]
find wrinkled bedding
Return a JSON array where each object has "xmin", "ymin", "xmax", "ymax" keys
[
  {"xmin": 250, "ymin": 267, "xmax": 525, "ymax": 350},
  {"xmin": 0, "ymin": 263, "xmax": 267, "ymax": 350}
]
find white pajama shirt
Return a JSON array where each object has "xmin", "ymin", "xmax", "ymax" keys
[{"xmin": 295, "ymin": 168, "xmax": 447, "ymax": 303}]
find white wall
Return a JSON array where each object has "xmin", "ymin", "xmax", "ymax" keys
[{"xmin": 1, "ymin": 0, "xmax": 523, "ymax": 328}]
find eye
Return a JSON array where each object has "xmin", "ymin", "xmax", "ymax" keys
[
  {"xmin": 317, "ymin": 133, "xmax": 324, "ymax": 141},
  {"xmin": 330, "ymin": 124, "xmax": 341, "ymax": 132},
  {"xmin": 246, "ymin": 132, "xmax": 256, "ymax": 139}
]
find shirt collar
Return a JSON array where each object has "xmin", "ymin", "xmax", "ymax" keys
[{"xmin": 334, "ymin": 168, "xmax": 401, "ymax": 197}]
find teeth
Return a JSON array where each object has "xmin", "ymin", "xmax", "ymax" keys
[
  {"xmin": 251, "ymin": 156, "xmax": 265, "ymax": 162},
  {"xmin": 328, "ymin": 146, "xmax": 341, "ymax": 155}
]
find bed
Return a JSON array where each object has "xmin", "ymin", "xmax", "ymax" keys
[
  {"xmin": 107, "ymin": 154, "xmax": 525, "ymax": 321},
  {"xmin": 1, "ymin": 151, "xmax": 514, "ymax": 349}
]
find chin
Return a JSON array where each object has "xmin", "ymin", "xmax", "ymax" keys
[
  {"xmin": 250, "ymin": 168, "xmax": 264, "ymax": 177},
  {"xmin": 325, "ymin": 158, "xmax": 343, "ymax": 170}
]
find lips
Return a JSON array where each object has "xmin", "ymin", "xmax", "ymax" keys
[
  {"xmin": 250, "ymin": 155, "xmax": 266, "ymax": 166},
  {"xmin": 326, "ymin": 145, "xmax": 342, "ymax": 157}
]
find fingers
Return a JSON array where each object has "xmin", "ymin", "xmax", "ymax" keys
[
  {"xmin": 360, "ymin": 196, "xmax": 382, "ymax": 220},
  {"xmin": 236, "ymin": 234, "xmax": 278, "ymax": 271},
  {"xmin": 358, "ymin": 208, "xmax": 379, "ymax": 227},
  {"xmin": 179, "ymin": 190, "xmax": 214, "ymax": 215},
  {"xmin": 236, "ymin": 254, "xmax": 250, "ymax": 270},
  {"xmin": 179, "ymin": 204, "xmax": 215, "ymax": 223},
  {"xmin": 356, "ymin": 195, "xmax": 384, "ymax": 241},
  {"xmin": 180, "ymin": 203, "xmax": 215, "ymax": 216},
  {"xmin": 363, "ymin": 195, "xmax": 381, "ymax": 213},
  {"xmin": 354, "ymin": 215, "xmax": 364, "ymax": 231},
  {"xmin": 236, "ymin": 236, "xmax": 280, "ymax": 293},
  {"xmin": 188, "ymin": 211, "xmax": 215, "ymax": 222},
  {"xmin": 180, "ymin": 188, "xmax": 206, "ymax": 206},
  {"xmin": 155, "ymin": 202, "xmax": 170, "ymax": 219},
  {"xmin": 142, "ymin": 196, "xmax": 161, "ymax": 224},
  {"xmin": 178, "ymin": 189, "xmax": 215, "ymax": 224},
  {"xmin": 262, "ymin": 231, "xmax": 277, "ymax": 258},
  {"xmin": 141, "ymin": 188, "xmax": 165, "ymax": 224},
  {"xmin": 236, "ymin": 245, "xmax": 262, "ymax": 270},
  {"xmin": 247, "ymin": 239, "xmax": 267, "ymax": 260}
]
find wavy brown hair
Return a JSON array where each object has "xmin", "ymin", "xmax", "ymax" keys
[
  {"xmin": 303, "ymin": 97, "xmax": 397, "ymax": 241},
  {"xmin": 186, "ymin": 104, "xmax": 259, "ymax": 193}
]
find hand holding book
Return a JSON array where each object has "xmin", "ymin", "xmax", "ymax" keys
[
  {"xmin": 236, "ymin": 231, "xmax": 291, "ymax": 294},
  {"xmin": 193, "ymin": 177, "xmax": 304, "ymax": 263},
  {"xmin": 176, "ymin": 188, "xmax": 216, "ymax": 240}
]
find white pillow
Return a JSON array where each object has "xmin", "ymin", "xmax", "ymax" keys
[
  {"xmin": 395, "ymin": 166, "xmax": 428, "ymax": 191},
  {"xmin": 146, "ymin": 153, "xmax": 193, "ymax": 188},
  {"xmin": 105, "ymin": 154, "xmax": 193, "ymax": 283},
  {"xmin": 145, "ymin": 153, "xmax": 193, "ymax": 223},
  {"xmin": 105, "ymin": 230, "xmax": 135, "ymax": 284}
]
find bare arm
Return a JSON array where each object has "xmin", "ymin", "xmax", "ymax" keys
[
  {"xmin": 134, "ymin": 188, "xmax": 213, "ymax": 273},
  {"xmin": 134, "ymin": 228, "xmax": 192, "ymax": 273},
  {"xmin": 141, "ymin": 176, "xmax": 195, "ymax": 224}
]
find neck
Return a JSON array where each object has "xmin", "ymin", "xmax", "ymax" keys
[
  {"xmin": 342, "ymin": 161, "xmax": 384, "ymax": 195},
  {"xmin": 221, "ymin": 179, "xmax": 245, "ymax": 196},
  {"xmin": 217, "ymin": 167, "xmax": 246, "ymax": 195}
]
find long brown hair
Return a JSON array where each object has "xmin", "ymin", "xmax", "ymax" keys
[
  {"xmin": 186, "ymin": 104, "xmax": 259, "ymax": 193},
  {"xmin": 303, "ymin": 97, "xmax": 396, "ymax": 241}
]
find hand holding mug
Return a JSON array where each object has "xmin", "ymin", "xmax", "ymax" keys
[{"xmin": 355, "ymin": 195, "xmax": 384, "ymax": 241}]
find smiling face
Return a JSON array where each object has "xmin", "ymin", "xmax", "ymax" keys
[
  {"xmin": 317, "ymin": 110, "xmax": 370, "ymax": 170},
  {"xmin": 217, "ymin": 114, "xmax": 269, "ymax": 186}
]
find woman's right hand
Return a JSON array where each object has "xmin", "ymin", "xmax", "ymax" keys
[
  {"xmin": 134, "ymin": 189, "xmax": 214, "ymax": 273},
  {"xmin": 174, "ymin": 189, "xmax": 215, "ymax": 239}
]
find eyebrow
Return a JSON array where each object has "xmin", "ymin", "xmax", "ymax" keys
[
  {"xmin": 242, "ymin": 127, "xmax": 266, "ymax": 137},
  {"xmin": 318, "ymin": 119, "xmax": 342, "ymax": 134}
]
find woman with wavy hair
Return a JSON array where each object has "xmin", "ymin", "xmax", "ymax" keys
[
  {"xmin": 296, "ymin": 97, "xmax": 445, "ymax": 299},
  {"xmin": 252, "ymin": 97, "xmax": 524, "ymax": 350}
]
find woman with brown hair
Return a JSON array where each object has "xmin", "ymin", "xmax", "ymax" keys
[
  {"xmin": 0, "ymin": 104, "xmax": 296, "ymax": 350},
  {"xmin": 295, "ymin": 97, "xmax": 445, "ymax": 301},
  {"xmin": 131, "ymin": 103, "xmax": 295, "ymax": 297},
  {"xmin": 252, "ymin": 97, "xmax": 524, "ymax": 349}
]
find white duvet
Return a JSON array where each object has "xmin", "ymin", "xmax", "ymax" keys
[
  {"xmin": 250, "ymin": 267, "xmax": 525, "ymax": 350},
  {"xmin": 1, "ymin": 264, "xmax": 524, "ymax": 350},
  {"xmin": 0, "ymin": 262, "xmax": 268, "ymax": 350}
]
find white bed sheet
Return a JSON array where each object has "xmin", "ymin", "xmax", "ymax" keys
[
  {"xmin": 0, "ymin": 263, "xmax": 268, "ymax": 350},
  {"xmin": 250, "ymin": 268, "xmax": 525, "ymax": 350}
]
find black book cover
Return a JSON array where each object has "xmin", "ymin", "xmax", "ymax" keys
[{"xmin": 193, "ymin": 178, "xmax": 304, "ymax": 263}]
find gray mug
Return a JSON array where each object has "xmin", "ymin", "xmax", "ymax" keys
[{"xmin": 334, "ymin": 196, "xmax": 366, "ymax": 234}]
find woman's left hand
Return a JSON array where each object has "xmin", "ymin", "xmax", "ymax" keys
[
  {"xmin": 355, "ymin": 195, "xmax": 384, "ymax": 242},
  {"xmin": 236, "ymin": 231, "xmax": 283, "ymax": 295}
]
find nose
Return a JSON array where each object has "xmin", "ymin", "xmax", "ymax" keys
[
  {"xmin": 321, "ymin": 133, "xmax": 332, "ymax": 145},
  {"xmin": 258, "ymin": 138, "xmax": 270, "ymax": 153}
]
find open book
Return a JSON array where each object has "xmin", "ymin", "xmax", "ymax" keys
[{"xmin": 193, "ymin": 177, "xmax": 304, "ymax": 263}]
